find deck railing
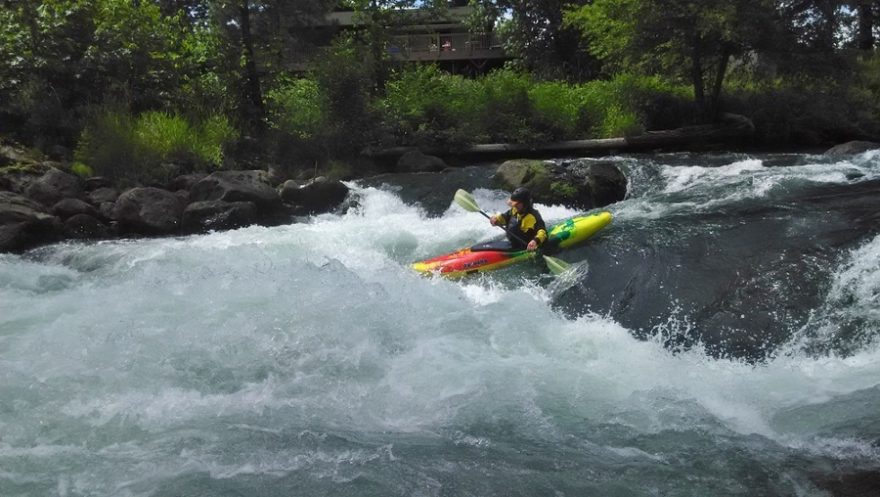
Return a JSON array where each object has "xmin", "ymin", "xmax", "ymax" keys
[
  {"xmin": 284, "ymin": 32, "xmax": 508, "ymax": 71},
  {"xmin": 386, "ymin": 32, "xmax": 507, "ymax": 61}
]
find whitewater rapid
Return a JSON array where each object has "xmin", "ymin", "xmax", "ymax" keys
[{"xmin": 2, "ymin": 152, "xmax": 880, "ymax": 496}]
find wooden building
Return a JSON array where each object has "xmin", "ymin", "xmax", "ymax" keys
[{"xmin": 302, "ymin": 4, "xmax": 511, "ymax": 76}]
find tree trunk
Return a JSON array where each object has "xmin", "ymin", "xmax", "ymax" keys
[
  {"xmin": 238, "ymin": 0, "xmax": 264, "ymax": 126},
  {"xmin": 857, "ymin": 1, "xmax": 875, "ymax": 50},
  {"xmin": 708, "ymin": 47, "xmax": 731, "ymax": 122},
  {"xmin": 690, "ymin": 36, "xmax": 707, "ymax": 122}
]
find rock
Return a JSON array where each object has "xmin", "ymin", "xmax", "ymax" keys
[
  {"xmin": 167, "ymin": 173, "xmax": 206, "ymax": 192},
  {"xmin": 98, "ymin": 201, "xmax": 116, "ymax": 222},
  {"xmin": 279, "ymin": 176, "xmax": 349, "ymax": 215},
  {"xmin": 84, "ymin": 176, "xmax": 111, "ymax": 191},
  {"xmin": 572, "ymin": 161, "xmax": 629, "ymax": 209},
  {"xmin": 0, "ymin": 141, "xmax": 41, "ymax": 167},
  {"xmin": 46, "ymin": 144, "xmax": 71, "ymax": 161},
  {"xmin": 0, "ymin": 191, "xmax": 53, "ymax": 225},
  {"xmin": 0, "ymin": 192, "xmax": 63, "ymax": 252},
  {"xmin": 494, "ymin": 159, "xmax": 627, "ymax": 210},
  {"xmin": 64, "ymin": 214, "xmax": 109, "ymax": 239},
  {"xmin": 24, "ymin": 167, "xmax": 83, "ymax": 206},
  {"xmin": 0, "ymin": 222, "xmax": 54, "ymax": 253},
  {"xmin": 495, "ymin": 160, "xmax": 553, "ymax": 192},
  {"xmin": 173, "ymin": 189, "xmax": 190, "ymax": 205},
  {"xmin": 190, "ymin": 170, "xmax": 280, "ymax": 211},
  {"xmin": 52, "ymin": 198, "xmax": 98, "ymax": 220},
  {"xmin": 0, "ymin": 166, "xmax": 50, "ymax": 194},
  {"xmin": 279, "ymin": 179, "xmax": 300, "ymax": 194},
  {"xmin": 181, "ymin": 200, "xmax": 258, "ymax": 233},
  {"xmin": 396, "ymin": 150, "xmax": 447, "ymax": 173},
  {"xmin": 113, "ymin": 187, "xmax": 184, "ymax": 235},
  {"xmin": 87, "ymin": 187, "xmax": 120, "ymax": 205},
  {"xmin": 824, "ymin": 141, "xmax": 880, "ymax": 156}
]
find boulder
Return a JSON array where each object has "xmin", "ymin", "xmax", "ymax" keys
[
  {"xmin": 98, "ymin": 202, "xmax": 116, "ymax": 222},
  {"xmin": 113, "ymin": 187, "xmax": 184, "ymax": 235},
  {"xmin": 0, "ymin": 141, "xmax": 41, "ymax": 167},
  {"xmin": 494, "ymin": 159, "xmax": 627, "ymax": 210},
  {"xmin": 824, "ymin": 141, "xmax": 880, "ymax": 156},
  {"xmin": 52, "ymin": 198, "xmax": 98, "ymax": 220},
  {"xmin": 167, "ymin": 173, "xmax": 207, "ymax": 192},
  {"xmin": 279, "ymin": 177, "xmax": 350, "ymax": 215},
  {"xmin": 24, "ymin": 167, "xmax": 83, "ymax": 206},
  {"xmin": 190, "ymin": 170, "xmax": 280, "ymax": 211},
  {"xmin": 568, "ymin": 161, "xmax": 629, "ymax": 209},
  {"xmin": 181, "ymin": 200, "xmax": 258, "ymax": 233},
  {"xmin": 64, "ymin": 214, "xmax": 110, "ymax": 239},
  {"xmin": 0, "ymin": 191, "xmax": 54, "ymax": 225},
  {"xmin": 0, "ymin": 191, "xmax": 63, "ymax": 252},
  {"xmin": 87, "ymin": 187, "xmax": 120, "ymax": 205},
  {"xmin": 396, "ymin": 150, "xmax": 447, "ymax": 173},
  {"xmin": 495, "ymin": 160, "xmax": 553, "ymax": 192},
  {"xmin": 84, "ymin": 176, "xmax": 111, "ymax": 191}
]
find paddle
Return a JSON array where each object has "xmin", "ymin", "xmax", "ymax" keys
[{"xmin": 454, "ymin": 189, "xmax": 571, "ymax": 275}]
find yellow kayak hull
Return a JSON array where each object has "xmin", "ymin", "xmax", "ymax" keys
[{"xmin": 411, "ymin": 211, "xmax": 612, "ymax": 277}]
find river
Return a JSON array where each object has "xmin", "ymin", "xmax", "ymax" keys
[{"xmin": 2, "ymin": 151, "xmax": 879, "ymax": 496}]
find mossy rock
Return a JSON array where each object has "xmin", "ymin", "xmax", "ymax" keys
[
  {"xmin": 0, "ymin": 162, "xmax": 51, "ymax": 176},
  {"xmin": 494, "ymin": 159, "xmax": 553, "ymax": 193},
  {"xmin": 494, "ymin": 158, "xmax": 627, "ymax": 210}
]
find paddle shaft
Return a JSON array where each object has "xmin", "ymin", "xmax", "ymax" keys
[{"xmin": 453, "ymin": 189, "xmax": 570, "ymax": 274}]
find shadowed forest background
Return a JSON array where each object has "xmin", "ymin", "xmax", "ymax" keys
[{"xmin": 1, "ymin": 0, "xmax": 878, "ymax": 184}]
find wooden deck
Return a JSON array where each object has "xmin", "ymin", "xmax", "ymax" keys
[{"xmin": 387, "ymin": 32, "xmax": 508, "ymax": 62}]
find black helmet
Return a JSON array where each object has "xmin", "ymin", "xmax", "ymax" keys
[{"xmin": 510, "ymin": 187, "xmax": 532, "ymax": 204}]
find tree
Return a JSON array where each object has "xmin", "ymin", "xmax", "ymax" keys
[
  {"xmin": 469, "ymin": 0, "xmax": 598, "ymax": 81},
  {"xmin": 0, "ymin": 0, "xmax": 192, "ymax": 146},
  {"xmin": 853, "ymin": 0, "xmax": 877, "ymax": 50},
  {"xmin": 194, "ymin": 0, "xmax": 335, "ymax": 133},
  {"xmin": 565, "ymin": 0, "xmax": 780, "ymax": 121}
]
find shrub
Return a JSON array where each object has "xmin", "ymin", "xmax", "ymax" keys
[
  {"xmin": 75, "ymin": 108, "xmax": 235, "ymax": 184},
  {"xmin": 600, "ymin": 103, "xmax": 643, "ymax": 137},
  {"xmin": 379, "ymin": 68, "xmax": 697, "ymax": 147},
  {"xmin": 311, "ymin": 37, "xmax": 377, "ymax": 157},
  {"xmin": 479, "ymin": 69, "xmax": 537, "ymax": 143},
  {"xmin": 382, "ymin": 65, "xmax": 483, "ymax": 147},
  {"xmin": 571, "ymin": 73, "xmax": 691, "ymax": 138},
  {"xmin": 529, "ymin": 81, "xmax": 581, "ymax": 140},
  {"xmin": 70, "ymin": 162, "xmax": 93, "ymax": 178},
  {"xmin": 266, "ymin": 77, "xmax": 325, "ymax": 140}
]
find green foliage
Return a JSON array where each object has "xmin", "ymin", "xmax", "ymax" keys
[
  {"xmin": 724, "ymin": 68, "xmax": 880, "ymax": 145},
  {"xmin": 565, "ymin": 0, "xmax": 779, "ymax": 119},
  {"xmin": 175, "ymin": 23, "xmax": 232, "ymax": 117},
  {"xmin": 310, "ymin": 37, "xmax": 377, "ymax": 157},
  {"xmin": 528, "ymin": 82, "xmax": 581, "ymax": 138},
  {"xmin": 382, "ymin": 65, "xmax": 483, "ymax": 147},
  {"xmin": 599, "ymin": 104, "xmax": 642, "ymax": 138},
  {"xmin": 0, "ymin": 0, "xmax": 211, "ymax": 148},
  {"xmin": 480, "ymin": 69, "xmax": 538, "ymax": 142},
  {"xmin": 569, "ymin": 73, "xmax": 692, "ymax": 137},
  {"xmin": 196, "ymin": 115, "xmax": 237, "ymax": 166},
  {"xmin": 70, "ymin": 162, "xmax": 94, "ymax": 178},
  {"xmin": 267, "ymin": 77, "xmax": 325, "ymax": 139},
  {"xmin": 75, "ymin": 109, "xmax": 236, "ymax": 183},
  {"xmin": 378, "ymin": 67, "xmax": 694, "ymax": 145}
]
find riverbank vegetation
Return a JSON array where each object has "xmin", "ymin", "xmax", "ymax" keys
[{"xmin": 1, "ymin": 0, "xmax": 878, "ymax": 183}]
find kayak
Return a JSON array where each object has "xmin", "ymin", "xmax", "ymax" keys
[{"xmin": 412, "ymin": 210, "xmax": 612, "ymax": 278}]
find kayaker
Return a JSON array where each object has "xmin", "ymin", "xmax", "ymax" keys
[{"xmin": 490, "ymin": 187, "xmax": 548, "ymax": 251}]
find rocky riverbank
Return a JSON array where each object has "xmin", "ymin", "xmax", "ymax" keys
[
  {"xmin": 2, "ymin": 137, "xmax": 877, "ymax": 254},
  {"xmin": 0, "ymin": 142, "xmax": 352, "ymax": 253}
]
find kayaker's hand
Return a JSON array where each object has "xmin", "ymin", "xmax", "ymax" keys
[
  {"xmin": 489, "ymin": 217, "xmax": 498, "ymax": 226},
  {"xmin": 527, "ymin": 240, "xmax": 538, "ymax": 251}
]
